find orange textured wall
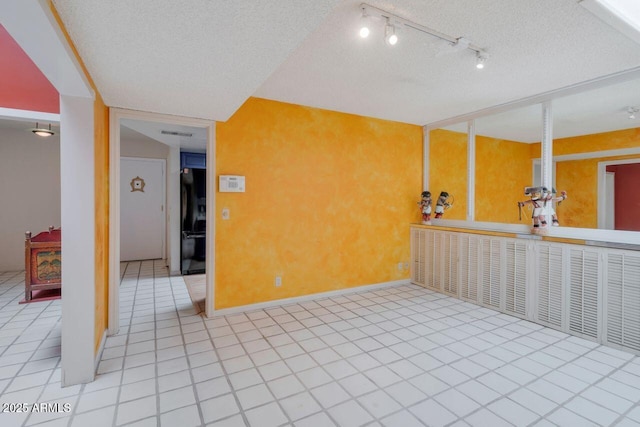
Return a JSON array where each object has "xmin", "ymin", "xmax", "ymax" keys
[
  {"xmin": 428, "ymin": 129, "xmax": 467, "ymax": 220},
  {"xmin": 215, "ymin": 98, "xmax": 422, "ymax": 309},
  {"xmin": 554, "ymin": 128, "xmax": 640, "ymax": 155},
  {"xmin": 557, "ymin": 154, "xmax": 639, "ymax": 228},
  {"xmin": 475, "ymin": 135, "xmax": 532, "ymax": 224},
  {"xmin": 49, "ymin": 2, "xmax": 110, "ymax": 354},
  {"xmin": 429, "ymin": 129, "xmax": 531, "ymax": 224}
]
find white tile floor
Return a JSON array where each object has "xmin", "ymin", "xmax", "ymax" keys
[{"xmin": 1, "ymin": 260, "xmax": 640, "ymax": 426}]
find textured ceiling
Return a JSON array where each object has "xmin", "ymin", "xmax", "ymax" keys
[
  {"xmin": 51, "ymin": 0, "xmax": 340, "ymax": 121},
  {"xmin": 51, "ymin": 0, "xmax": 640, "ymax": 133}
]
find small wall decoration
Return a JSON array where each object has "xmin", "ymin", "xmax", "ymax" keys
[
  {"xmin": 417, "ymin": 191, "xmax": 433, "ymax": 224},
  {"xmin": 130, "ymin": 176, "xmax": 146, "ymax": 192},
  {"xmin": 435, "ymin": 191, "xmax": 453, "ymax": 218},
  {"xmin": 518, "ymin": 186, "xmax": 567, "ymax": 229}
]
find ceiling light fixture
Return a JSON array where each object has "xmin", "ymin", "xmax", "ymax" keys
[
  {"xmin": 359, "ymin": 3, "xmax": 487, "ymax": 68},
  {"xmin": 384, "ymin": 18, "xmax": 398, "ymax": 45},
  {"xmin": 628, "ymin": 106, "xmax": 639, "ymax": 119},
  {"xmin": 359, "ymin": 7, "xmax": 370, "ymax": 38},
  {"xmin": 31, "ymin": 123, "xmax": 55, "ymax": 137}
]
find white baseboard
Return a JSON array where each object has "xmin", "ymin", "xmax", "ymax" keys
[{"xmin": 209, "ymin": 279, "xmax": 411, "ymax": 317}]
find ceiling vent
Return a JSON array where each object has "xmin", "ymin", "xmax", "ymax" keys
[{"xmin": 161, "ymin": 130, "xmax": 193, "ymax": 137}]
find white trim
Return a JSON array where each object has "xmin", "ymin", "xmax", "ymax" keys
[
  {"xmin": 205, "ymin": 125, "xmax": 216, "ymax": 318},
  {"xmin": 597, "ymin": 158, "xmax": 640, "ymax": 229},
  {"xmin": 541, "ymin": 102, "xmax": 553, "ymax": 226},
  {"xmin": 422, "ymin": 126, "xmax": 429, "ymax": 191},
  {"xmin": 552, "ymin": 147, "xmax": 640, "ymax": 162},
  {"xmin": 109, "ymin": 108, "xmax": 216, "ymax": 335},
  {"xmin": 211, "ymin": 280, "xmax": 410, "ymax": 317},
  {"xmin": 94, "ymin": 329, "xmax": 107, "ymax": 371},
  {"xmin": 466, "ymin": 120, "xmax": 476, "ymax": 221},
  {"xmin": 414, "ymin": 219, "xmax": 640, "ymax": 245},
  {"xmin": 0, "ymin": 107, "xmax": 60, "ymax": 123}
]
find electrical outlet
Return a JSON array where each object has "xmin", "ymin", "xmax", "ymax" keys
[
  {"xmin": 397, "ymin": 262, "xmax": 403, "ymax": 271},
  {"xmin": 404, "ymin": 262, "xmax": 409, "ymax": 270},
  {"xmin": 275, "ymin": 276, "xmax": 282, "ymax": 287}
]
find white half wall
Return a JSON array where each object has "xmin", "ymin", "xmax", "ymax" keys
[{"xmin": 0, "ymin": 127, "xmax": 61, "ymax": 271}]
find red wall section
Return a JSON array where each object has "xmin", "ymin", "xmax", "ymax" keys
[
  {"xmin": 0, "ymin": 25, "xmax": 59, "ymax": 113},
  {"xmin": 608, "ymin": 163, "xmax": 640, "ymax": 231}
]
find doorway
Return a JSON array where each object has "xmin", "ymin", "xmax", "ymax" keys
[
  {"xmin": 598, "ymin": 159, "xmax": 640, "ymax": 231},
  {"xmin": 109, "ymin": 109, "xmax": 216, "ymax": 335}
]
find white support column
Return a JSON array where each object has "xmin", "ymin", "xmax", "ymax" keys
[
  {"xmin": 60, "ymin": 95, "xmax": 96, "ymax": 386},
  {"xmin": 541, "ymin": 102, "xmax": 554, "ymax": 225},
  {"xmin": 205, "ymin": 122, "xmax": 216, "ymax": 318},
  {"xmin": 168, "ymin": 147, "xmax": 181, "ymax": 275},
  {"xmin": 467, "ymin": 120, "xmax": 476, "ymax": 222},
  {"xmin": 423, "ymin": 126, "xmax": 430, "ymax": 191}
]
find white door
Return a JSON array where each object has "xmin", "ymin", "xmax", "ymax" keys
[
  {"xmin": 605, "ymin": 171, "xmax": 615, "ymax": 230},
  {"xmin": 120, "ymin": 157, "xmax": 165, "ymax": 261}
]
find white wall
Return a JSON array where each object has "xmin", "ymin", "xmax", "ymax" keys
[
  {"xmin": 120, "ymin": 135, "xmax": 181, "ymax": 272},
  {"xmin": 0, "ymin": 127, "xmax": 61, "ymax": 271},
  {"xmin": 121, "ymin": 137, "xmax": 169, "ymax": 159}
]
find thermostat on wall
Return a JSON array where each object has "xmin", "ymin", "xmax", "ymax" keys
[{"xmin": 219, "ymin": 175, "xmax": 245, "ymax": 192}]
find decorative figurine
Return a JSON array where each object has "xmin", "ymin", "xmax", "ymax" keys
[
  {"xmin": 435, "ymin": 191, "xmax": 452, "ymax": 218},
  {"xmin": 545, "ymin": 188, "xmax": 567, "ymax": 226},
  {"xmin": 518, "ymin": 186, "xmax": 548, "ymax": 228},
  {"xmin": 418, "ymin": 191, "xmax": 432, "ymax": 224}
]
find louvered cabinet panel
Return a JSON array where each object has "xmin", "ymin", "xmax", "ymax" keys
[
  {"xmin": 505, "ymin": 240, "xmax": 527, "ymax": 318},
  {"xmin": 424, "ymin": 230, "xmax": 436, "ymax": 290},
  {"xmin": 459, "ymin": 235, "xmax": 480, "ymax": 303},
  {"xmin": 481, "ymin": 238, "xmax": 502, "ymax": 309},
  {"xmin": 537, "ymin": 244, "xmax": 564, "ymax": 329},
  {"xmin": 411, "ymin": 229, "xmax": 426, "ymax": 286},
  {"xmin": 606, "ymin": 252, "xmax": 640, "ymax": 352},
  {"xmin": 443, "ymin": 233, "xmax": 458, "ymax": 296},
  {"xmin": 569, "ymin": 248, "xmax": 600, "ymax": 340},
  {"xmin": 432, "ymin": 232, "xmax": 444, "ymax": 292}
]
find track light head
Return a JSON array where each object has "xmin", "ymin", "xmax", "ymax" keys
[
  {"xmin": 476, "ymin": 52, "xmax": 487, "ymax": 69},
  {"xmin": 628, "ymin": 107, "xmax": 639, "ymax": 120},
  {"xmin": 359, "ymin": 8, "xmax": 370, "ymax": 38},
  {"xmin": 384, "ymin": 19, "xmax": 398, "ymax": 46}
]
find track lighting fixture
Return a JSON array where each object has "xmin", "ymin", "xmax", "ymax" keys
[
  {"xmin": 628, "ymin": 107, "xmax": 639, "ymax": 120},
  {"xmin": 358, "ymin": 3, "xmax": 487, "ymax": 69},
  {"xmin": 359, "ymin": 8, "xmax": 370, "ymax": 38},
  {"xmin": 31, "ymin": 123, "xmax": 55, "ymax": 137},
  {"xmin": 476, "ymin": 53, "xmax": 487, "ymax": 69},
  {"xmin": 384, "ymin": 19, "xmax": 398, "ymax": 46}
]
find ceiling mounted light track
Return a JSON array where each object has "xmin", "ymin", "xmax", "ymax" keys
[{"xmin": 358, "ymin": 2, "xmax": 488, "ymax": 68}]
